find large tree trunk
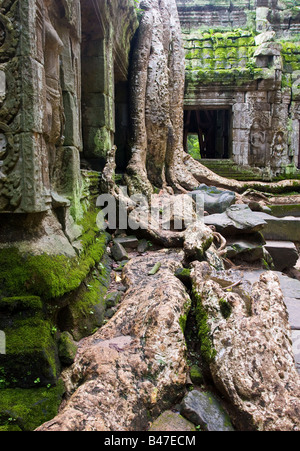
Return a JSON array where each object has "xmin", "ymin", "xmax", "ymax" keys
[
  {"xmin": 118, "ymin": 0, "xmax": 300, "ymax": 197},
  {"xmin": 125, "ymin": 0, "xmax": 201, "ymax": 195}
]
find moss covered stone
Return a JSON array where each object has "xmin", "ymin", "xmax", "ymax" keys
[
  {"xmin": 183, "ymin": 27, "xmax": 263, "ymax": 87},
  {"xmin": 175, "ymin": 268, "xmax": 192, "ymax": 287},
  {"xmin": 58, "ymin": 331, "xmax": 77, "ymax": 366},
  {"xmin": 0, "ymin": 317, "xmax": 59, "ymax": 389},
  {"xmin": 0, "ymin": 207, "xmax": 111, "ymax": 388},
  {"xmin": 0, "ymin": 211, "xmax": 108, "ymax": 301},
  {"xmin": 193, "ymin": 287, "xmax": 217, "ymax": 363},
  {"xmin": 58, "ymin": 255, "xmax": 111, "ymax": 341},
  {"xmin": 219, "ymin": 298, "xmax": 232, "ymax": 320},
  {"xmin": 190, "ymin": 365, "xmax": 204, "ymax": 386},
  {"xmin": 0, "ymin": 381, "xmax": 65, "ymax": 431}
]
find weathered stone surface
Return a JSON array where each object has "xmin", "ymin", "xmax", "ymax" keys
[
  {"xmin": 149, "ymin": 410, "xmax": 196, "ymax": 432},
  {"xmin": 292, "ymin": 331, "xmax": 300, "ymax": 374},
  {"xmin": 0, "ymin": 212, "xmax": 77, "ymax": 258},
  {"xmin": 189, "ymin": 185, "xmax": 236, "ymax": 214},
  {"xmin": 190, "ymin": 262, "xmax": 300, "ymax": 431},
  {"xmin": 137, "ymin": 239, "xmax": 149, "ymax": 253},
  {"xmin": 204, "ymin": 204, "xmax": 267, "ymax": 236},
  {"xmin": 58, "ymin": 332, "xmax": 78, "ymax": 367},
  {"xmin": 264, "ymin": 240, "xmax": 299, "ymax": 271},
  {"xmin": 183, "ymin": 221, "xmax": 214, "ymax": 261},
  {"xmin": 36, "ymin": 250, "xmax": 191, "ymax": 431},
  {"xmin": 0, "ymin": 296, "xmax": 59, "ymax": 389},
  {"xmin": 105, "ymin": 291, "xmax": 123, "ymax": 309},
  {"xmin": 178, "ymin": 0, "xmax": 300, "ymax": 180},
  {"xmin": 111, "ymin": 242, "xmax": 129, "ymax": 262},
  {"xmin": 226, "ymin": 234, "xmax": 266, "ymax": 263},
  {"xmin": 180, "ymin": 390, "xmax": 234, "ymax": 432},
  {"xmin": 253, "ymin": 213, "xmax": 300, "ymax": 242},
  {"xmin": 113, "ymin": 236, "xmax": 139, "ymax": 250},
  {"xmin": 285, "ymin": 299, "xmax": 300, "ymax": 331}
]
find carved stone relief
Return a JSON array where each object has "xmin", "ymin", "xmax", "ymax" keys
[
  {"xmin": 0, "ymin": 122, "xmax": 21, "ymax": 211},
  {"xmin": 43, "ymin": 4, "xmax": 64, "ymax": 182},
  {"xmin": 271, "ymin": 130, "xmax": 286, "ymax": 168},
  {"xmin": 249, "ymin": 118, "xmax": 267, "ymax": 167},
  {"xmin": 0, "ymin": 21, "xmax": 5, "ymax": 48},
  {"xmin": 0, "ymin": 5, "xmax": 19, "ymax": 63}
]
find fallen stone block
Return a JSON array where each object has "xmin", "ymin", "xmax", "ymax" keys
[
  {"xmin": 149, "ymin": 410, "xmax": 196, "ymax": 432},
  {"xmin": 111, "ymin": 242, "xmax": 129, "ymax": 262},
  {"xmin": 113, "ymin": 236, "xmax": 139, "ymax": 250},
  {"xmin": 264, "ymin": 240, "xmax": 299, "ymax": 271},
  {"xmin": 180, "ymin": 390, "xmax": 234, "ymax": 432},
  {"xmin": 253, "ymin": 212, "xmax": 300, "ymax": 242},
  {"xmin": 204, "ymin": 204, "xmax": 267, "ymax": 236},
  {"xmin": 189, "ymin": 184, "xmax": 236, "ymax": 215}
]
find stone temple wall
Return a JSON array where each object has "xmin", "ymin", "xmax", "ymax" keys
[
  {"xmin": 0, "ymin": 0, "xmax": 138, "ymax": 431},
  {"xmin": 177, "ymin": 0, "xmax": 300, "ymax": 179},
  {"xmin": 0, "ymin": 0, "xmax": 138, "ymax": 216}
]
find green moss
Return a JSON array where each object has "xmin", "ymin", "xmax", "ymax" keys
[
  {"xmin": 63, "ymin": 256, "xmax": 111, "ymax": 341},
  {"xmin": 192, "ymin": 287, "xmax": 216, "ymax": 363},
  {"xmin": 190, "ymin": 365, "xmax": 204, "ymax": 386},
  {"xmin": 58, "ymin": 332, "xmax": 77, "ymax": 366},
  {"xmin": 186, "ymin": 67, "xmax": 263, "ymax": 87},
  {"xmin": 0, "ymin": 210, "xmax": 107, "ymax": 301},
  {"xmin": 0, "ymin": 296, "xmax": 43, "ymax": 313},
  {"xmin": 0, "ymin": 381, "xmax": 65, "ymax": 431},
  {"xmin": 219, "ymin": 298, "xmax": 232, "ymax": 320},
  {"xmin": 175, "ymin": 268, "xmax": 192, "ymax": 287},
  {"xmin": 179, "ymin": 294, "xmax": 192, "ymax": 334},
  {"xmin": 179, "ymin": 314, "xmax": 187, "ymax": 334},
  {"xmin": 5, "ymin": 318, "xmax": 53, "ymax": 355},
  {"xmin": 268, "ymin": 203, "xmax": 300, "ymax": 217},
  {"xmin": 0, "ymin": 317, "xmax": 59, "ymax": 388}
]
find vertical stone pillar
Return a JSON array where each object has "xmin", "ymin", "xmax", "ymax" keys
[
  {"xmin": 0, "ymin": 0, "xmax": 83, "ymax": 214},
  {"xmin": 0, "ymin": 0, "xmax": 51, "ymax": 212},
  {"xmin": 232, "ymin": 101, "xmax": 251, "ymax": 166},
  {"xmin": 82, "ymin": 24, "xmax": 115, "ymax": 166}
]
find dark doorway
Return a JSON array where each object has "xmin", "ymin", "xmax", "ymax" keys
[
  {"xmin": 184, "ymin": 109, "xmax": 231, "ymax": 160},
  {"xmin": 115, "ymin": 81, "xmax": 130, "ymax": 172}
]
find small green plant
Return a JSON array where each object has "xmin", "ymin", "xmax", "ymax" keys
[
  {"xmin": 219, "ymin": 298, "xmax": 232, "ymax": 320},
  {"xmin": 132, "ymin": 0, "xmax": 143, "ymax": 19},
  {"xmin": 50, "ymin": 326, "xmax": 57, "ymax": 336}
]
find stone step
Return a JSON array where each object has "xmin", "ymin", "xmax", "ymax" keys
[
  {"xmin": 253, "ymin": 212, "xmax": 300, "ymax": 242},
  {"xmin": 200, "ymin": 159, "xmax": 266, "ymax": 181}
]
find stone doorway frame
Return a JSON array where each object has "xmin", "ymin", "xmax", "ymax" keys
[{"xmin": 183, "ymin": 107, "xmax": 232, "ymax": 160}]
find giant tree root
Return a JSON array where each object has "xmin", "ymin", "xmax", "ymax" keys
[
  {"xmin": 36, "ymin": 250, "xmax": 191, "ymax": 431},
  {"xmin": 191, "ymin": 261, "xmax": 300, "ymax": 431}
]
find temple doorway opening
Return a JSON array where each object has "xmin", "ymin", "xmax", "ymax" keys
[{"xmin": 184, "ymin": 109, "xmax": 231, "ymax": 160}]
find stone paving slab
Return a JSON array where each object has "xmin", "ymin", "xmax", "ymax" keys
[
  {"xmin": 253, "ymin": 212, "xmax": 300, "ymax": 242},
  {"xmin": 284, "ymin": 298, "xmax": 300, "ymax": 330},
  {"xmin": 264, "ymin": 241, "xmax": 299, "ymax": 272},
  {"xmin": 292, "ymin": 331, "xmax": 300, "ymax": 374}
]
